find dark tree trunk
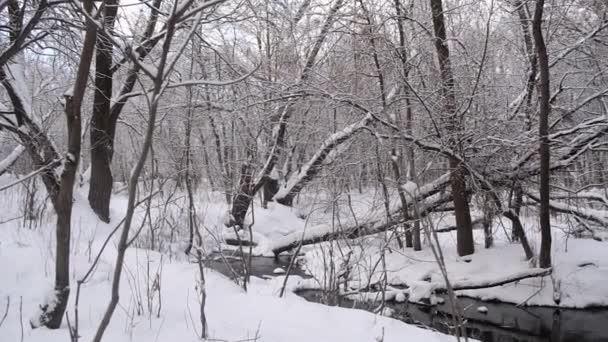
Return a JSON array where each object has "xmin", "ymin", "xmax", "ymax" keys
[
  {"xmin": 429, "ymin": 0, "xmax": 474, "ymax": 256},
  {"xmin": 88, "ymin": 0, "xmax": 162, "ymax": 217},
  {"xmin": 42, "ymin": 0, "xmax": 97, "ymax": 328},
  {"xmin": 482, "ymin": 193, "xmax": 494, "ymax": 249},
  {"xmin": 262, "ymin": 175, "xmax": 279, "ymax": 208},
  {"xmin": 450, "ymin": 157, "xmax": 474, "ymax": 256},
  {"xmin": 532, "ymin": 0, "xmax": 552, "ymax": 269},
  {"xmin": 89, "ymin": 0, "xmax": 118, "ymax": 223},
  {"xmin": 511, "ymin": 183, "xmax": 524, "ymax": 241},
  {"xmin": 230, "ymin": 162, "xmax": 254, "ymax": 229}
]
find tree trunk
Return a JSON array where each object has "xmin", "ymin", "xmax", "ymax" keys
[
  {"xmin": 511, "ymin": 0, "xmax": 537, "ymax": 243},
  {"xmin": 89, "ymin": 0, "xmax": 118, "ymax": 223},
  {"xmin": 262, "ymin": 174, "xmax": 279, "ymax": 207},
  {"xmin": 429, "ymin": 0, "xmax": 474, "ymax": 256},
  {"xmin": 532, "ymin": 0, "xmax": 552, "ymax": 269},
  {"xmin": 393, "ymin": 0, "xmax": 421, "ymax": 250},
  {"xmin": 231, "ymin": 162, "xmax": 254, "ymax": 229},
  {"xmin": 42, "ymin": 0, "xmax": 96, "ymax": 328},
  {"xmin": 482, "ymin": 194, "xmax": 494, "ymax": 249},
  {"xmin": 88, "ymin": 0, "xmax": 163, "ymax": 216},
  {"xmin": 503, "ymin": 210, "xmax": 534, "ymax": 260},
  {"xmin": 451, "ymin": 157, "xmax": 474, "ymax": 256}
]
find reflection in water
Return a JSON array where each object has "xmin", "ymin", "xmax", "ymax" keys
[{"xmin": 207, "ymin": 254, "xmax": 608, "ymax": 342}]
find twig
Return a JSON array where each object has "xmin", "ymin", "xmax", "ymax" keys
[{"xmin": 0, "ymin": 296, "xmax": 9, "ymax": 328}]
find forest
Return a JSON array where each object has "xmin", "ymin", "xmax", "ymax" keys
[{"xmin": 1, "ymin": 0, "xmax": 607, "ymax": 341}]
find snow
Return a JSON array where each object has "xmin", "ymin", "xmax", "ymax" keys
[
  {"xmin": 407, "ymin": 281, "xmax": 436, "ymax": 304},
  {"xmin": 273, "ymin": 267, "xmax": 285, "ymax": 274},
  {"xmin": 269, "ymin": 166, "xmax": 279, "ymax": 180},
  {"xmin": 3, "ymin": 169, "xmax": 607, "ymax": 342},
  {"xmin": 476, "ymin": 306, "xmax": 488, "ymax": 314},
  {"xmin": 0, "ymin": 182, "xmax": 460, "ymax": 342},
  {"xmin": 296, "ymin": 206, "xmax": 608, "ymax": 309},
  {"xmin": 29, "ymin": 287, "xmax": 60, "ymax": 328}
]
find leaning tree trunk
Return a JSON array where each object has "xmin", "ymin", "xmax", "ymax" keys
[
  {"xmin": 89, "ymin": 0, "xmax": 118, "ymax": 223},
  {"xmin": 228, "ymin": 0, "xmax": 345, "ymax": 223},
  {"xmin": 429, "ymin": 0, "xmax": 474, "ymax": 256},
  {"xmin": 532, "ymin": 0, "xmax": 552, "ymax": 268},
  {"xmin": 41, "ymin": 0, "xmax": 97, "ymax": 328}
]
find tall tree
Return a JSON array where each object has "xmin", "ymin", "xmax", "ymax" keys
[
  {"xmin": 429, "ymin": 0, "xmax": 474, "ymax": 256},
  {"xmin": 87, "ymin": 0, "xmax": 163, "ymax": 221},
  {"xmin": 89, "ymin": 0, "xmax": 118, "ymax": 222},
  {"xmin": 36, "ymin": 0, "xmax": 97, "ymax": 328},
  {"xmin": 532, "ymin": 0, "xmax": 552, "ymax": 268}
]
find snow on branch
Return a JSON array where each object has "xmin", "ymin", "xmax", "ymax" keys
[
  {"xmin": 0, "ymin": 145, "xmax": 25, "ymax": 176},
  {"xmin": 524, "ymin": 191, "xmax": 608, "ymax": 231},
  {"xmin": 273, "ymin": 113, "xmax": 373, "ymax": 204},
  {"xmin": 271, "ymin": 189, "xmax": 453, "ymax": 255},
  {"xmin": 349, "ymin": 268, "xmax": 552, "ymax": 304}
]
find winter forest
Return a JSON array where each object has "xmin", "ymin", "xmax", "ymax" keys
[{"xmin": 1, "ymin": 0, "xmax": 608, "ymax": 341}]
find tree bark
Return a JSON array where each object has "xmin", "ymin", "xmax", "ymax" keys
[
  {"xmin": 230, "ymin": 162, "xmax": 254, "ymax": 229},
  {"xmin": 43, "ymin": 0, "xmax": 97, "ymax": 328},
  {"xmin": 429, "ymin": 0, "xmax": 474, "ymax": 256},
  {"xmin": 393, "ymin": 0, "xmax": 421, "ymax": 250},
  {"xmin": 89, "ymin": 0, "xmax": 118, "ymax": 223},
  {"xmin": 532, "ymin": 0, "xmax": 552, "ymax": 268},
  {"xmin": 88, "ymin": 0, "xmax": 163, "ymax": 216},
  {"xmin": 510, "ymin": 0, "xmax": 537, "ymax": 242},
  {"xmin": 503, "ymin": 210, "xmax": 534, "ymax": 260}
]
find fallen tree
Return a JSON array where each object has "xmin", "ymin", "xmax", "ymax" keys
[
  {"xmin": 271, "ymin": 181, "xmax": 453, "ymax": 255},
  {"xmin": 348, "ymin": 268, "xmax": 552, "ymax": 303}
]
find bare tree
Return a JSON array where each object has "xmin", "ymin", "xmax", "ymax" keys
[
  {"xmin": 429, "ymin": 0, "xmax": 474, "ymax": 256},
  {"xmin": 34, "ymin": 0, "xmax": 98, "ymax": 329},
  {"xmin": 532, "ymin": 0, "xmax": 552, "ymax": 268},
  {"xmin": 88, "ymin": 0, "xmax": 119, "ymax": 222}
]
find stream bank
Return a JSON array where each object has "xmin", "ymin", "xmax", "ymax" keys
[{"xmin": 207, "ymin": 253, "xmax": 608, "ymax": 342}]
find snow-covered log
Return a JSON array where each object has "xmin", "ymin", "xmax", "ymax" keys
[
  {"xmin": 446, "ymin": 268, "xmax": 552, "ymax": 291},
  {"xmin": 271, "ymin": 189, "xmax": 453, "ymax": 255},
  {"xmin": 349, "ymin": 268, "xmax": 552, "ymax": 304}
]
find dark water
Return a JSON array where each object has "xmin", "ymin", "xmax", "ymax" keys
[
  {"xmin": 207, "ymin": 253, "xmax": 608, "ymax": 342},
  {"xmin": 205, "ymin": 251, "xmax": 310, "ymax": 280}
]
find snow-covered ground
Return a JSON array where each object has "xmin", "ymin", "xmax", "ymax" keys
[
  {"xmin": 0, "ymin": 179, "xmax": 461, "ymax": 342},
  {"xmin": 299, "ymin": 210, "xmax": 608, "ymax": 308}
]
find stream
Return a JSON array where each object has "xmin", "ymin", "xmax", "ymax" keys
[{"xmin": 206, "ymin": 253, "xmax": 608, "ymax": 342}]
